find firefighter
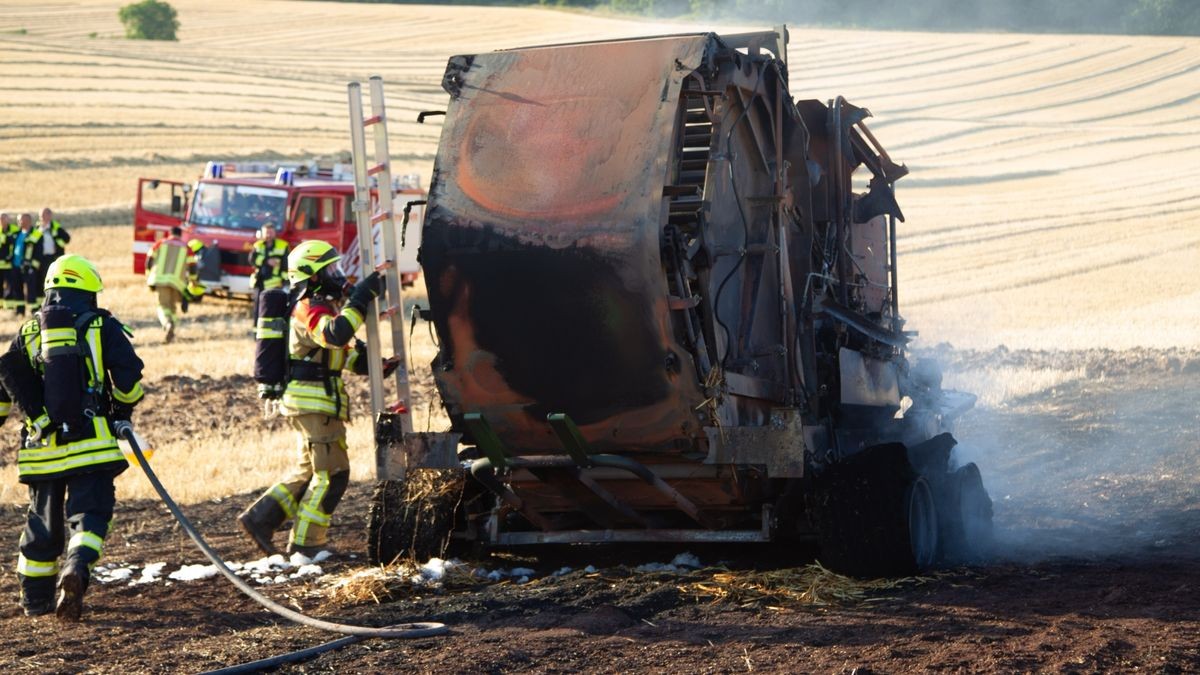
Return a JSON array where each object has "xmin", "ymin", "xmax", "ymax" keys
[
  {"xmin": 0, "ymin": 254, "xmax": 144, "ymax": 621},
  {"xmin": 184, "ymin": 239, "xmax": 208, "ymax": 304},
  {"xmin": 250, "ymin": 223, "xmax": 289, "ymax": 321},
  {"xmin": 35, "ymin": 209, "xmax": 71, "ymax": 288},
  {"xmin": 0, "ymin": 213, "xmax": 15, "ymax": 310},
  {"xmin": 237, "ymin": 240, "xmax": 384, "ymax": 557},
  {"xmin": 11, "ymin": 213, "xmax": 44, "ymax": 315},
  {"xmin": 144, "ymin": 226, "xmax": 191, "ymax": 343}
]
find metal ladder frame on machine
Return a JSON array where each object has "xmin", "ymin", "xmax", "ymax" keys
[{"xmin": 347, "ymin": 76, "xmax": 415, "ymax": 481}]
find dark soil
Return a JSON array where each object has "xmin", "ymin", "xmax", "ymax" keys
[{"xmin": 0, "ymin": 352, "xmax": 1197, "ymax": 674}]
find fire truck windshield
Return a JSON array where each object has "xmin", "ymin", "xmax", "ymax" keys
[{"xmin": 188, "ymin": 183, "xmax": 288, "ymax": 231}]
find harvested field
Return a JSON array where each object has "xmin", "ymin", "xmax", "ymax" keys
[{"xmin": 0, "ymin": 1, "xmax": 1197, "ymax": 672}]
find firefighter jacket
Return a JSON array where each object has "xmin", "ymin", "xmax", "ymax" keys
[
  {"xmin": 145, "ymin": 237, "xmax": 190, "ymax": 293},
  {"xmin": 0, "ymin": 224, "xmax": 17, "ymax": 271},
  {"xmin": 251, "ymin": 238, "xmax": 289, "ymax": 290},
  {"xmin": 9, "ymin": 311, "xmax": 145, "ymax": 482},
  {"xmin": 37, "ymin": 220, "xmax": 70, "ymax": 262},
  {"xmin": 13, "ymin": 228, "xmax": 43, "ymax": 271},
  {"xmin": 280, "ymin": 296, "xmax": 369, "ymax": 421}
]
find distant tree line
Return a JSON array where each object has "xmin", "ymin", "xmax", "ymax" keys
[{"xmin": 329, "ymin": 0, "xmax": 1199, "ymax": 36}]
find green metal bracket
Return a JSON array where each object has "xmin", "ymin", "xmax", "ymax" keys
[
  {"xmin": 464, "ymin": 413, "xmax": 508, "ymax": 470},
  {"xmin": 547, "ymin": 413, "xmax": 592, "ymax": 467}
]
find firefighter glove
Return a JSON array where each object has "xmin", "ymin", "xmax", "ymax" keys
[
  {"xmin": 111, "ymin": 402, "xmax": 134, "ymax": 423},
  {"xmin": 347, "ymin": 271, "xmax": 383, "ymax": 310}
]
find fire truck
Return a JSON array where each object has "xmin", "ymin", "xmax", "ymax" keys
[{"xmin": 133, "ymin": 161, "xmax": 426, "ymax": 295}]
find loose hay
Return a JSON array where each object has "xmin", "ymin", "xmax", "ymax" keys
[
  {"xmin": 683, "ymin": 561, "xmax": 928, "ymax": 609},
  {"xmin": 323, "ymin": 558, "xmax": 485, "ymax": 606}
]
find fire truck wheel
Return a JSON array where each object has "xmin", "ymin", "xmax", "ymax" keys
[{"xmin": 366, "ymin": 469, "xmax": 466, "ymax": 566}]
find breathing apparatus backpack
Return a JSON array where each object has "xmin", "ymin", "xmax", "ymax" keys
[
  {"xmin": 254, "ymin": 288, "xmax": 290, "ymax": 399},
  {"xmin": 37, "ymin": 305, "xmax": 102, "ymax": 442}
]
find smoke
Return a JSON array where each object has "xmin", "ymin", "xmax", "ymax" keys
[{"xmin": 922, "ymin": 345, "xmax": 1200, "ymax": 562}]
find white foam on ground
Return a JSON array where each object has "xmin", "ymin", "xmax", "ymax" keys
[
  {"xmin": 94, "ymin": 552, "xmax": 328, "ymax": 587},
  {"xmin": 169, "ymin": 564, "xmax": 220, "ymax": 581},
  {"xmin": 133, "ymin": 562, "xmax": 167, "ymax": 585},
  {"xmin": 634, "ymin": 552, "xmax": 703, "ymax": 574}
]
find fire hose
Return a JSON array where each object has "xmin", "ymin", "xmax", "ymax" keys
[{"xmin": 117, "ymin": 426, "xmax": 449, "ymax": 647}]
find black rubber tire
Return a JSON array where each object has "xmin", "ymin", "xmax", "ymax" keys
[
  {"xmin": 938, "ymin": 462, "xmax": 994, "ymax": 563},
  {"xmin": 815, "ymin": 443, "xmax": 931, "ymax": 578},
  {"xmin": 906, "ymin": 477, "xmax": 939, "ymax": 570},
  {"xmin": 366, "ymin": 469, "xmax": 466, "ymax": 566}
]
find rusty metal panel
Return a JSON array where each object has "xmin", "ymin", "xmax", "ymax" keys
[
  {"xmin": 423, "ymin": 36, "xmax": 714, "ymax": 453},
  {"xmin": 391, "ymin": 432, "xmax": 461, "ymax": 475},
  {"xmin": 702, "ymin": 408, "xmax": 806, "ymax": 477},
  {"xmin": 848, "ymin": 212, "xmax": 890, "ymax": 315}
]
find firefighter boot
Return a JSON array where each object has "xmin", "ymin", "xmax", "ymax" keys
[
  {"xmin": 20, "ymin": 577, "xmax": 54, "ymax": 617},
  {"xmin": 237, "ymin": 494, "xmax": 287, "ymax": 557},
  {"xmin": 55, "ymin": 565, "xmax": 88, "ymax": 622}
]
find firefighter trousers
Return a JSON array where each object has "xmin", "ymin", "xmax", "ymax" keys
[
  {"xmin": 249, "ymin": 414, "xmax": 350, "ymax": 549},
  {"xmin": 154, "ymin": 285, "xmax": 182, "ymax": 334},
  {"xmin": 17, "ymin": 470, "xmax": 118, "ymax": 610},
  {"xmin": 7, "ymin": 266, "xmax": 39, "ymax": 314}
]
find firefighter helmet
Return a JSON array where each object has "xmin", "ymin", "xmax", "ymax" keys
[
  {"xmin": 187, "ymin": 239, "xmax": 205, "ymax": 254},
  {"xmin": 43, "ymin": 254, "xmax": 103, "ymax": 293},
  {"xmin": 287, "ymin": 240, "xmax": 340, "ymax": 283}
]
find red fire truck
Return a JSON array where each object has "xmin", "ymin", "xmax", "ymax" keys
[{"xmin": 133, "ymin": 161, "xmax": 425, "ymax": 295}]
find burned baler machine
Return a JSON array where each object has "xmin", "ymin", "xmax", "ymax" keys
[{"xmin": 373, "ymin": 28, "xmax": 992, "ymax": 576}]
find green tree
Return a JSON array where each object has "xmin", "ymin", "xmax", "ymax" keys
[{"xmin": 118, "ymin": 0, "xmax": 179, "ymax": 41}]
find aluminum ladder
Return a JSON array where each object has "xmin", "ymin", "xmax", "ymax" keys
[{"xmin": 347, "ymin": 76, "xmax": 414, "ymax": 480}]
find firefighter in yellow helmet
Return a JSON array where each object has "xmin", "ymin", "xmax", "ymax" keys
[
  {"xmin": 184, "ymin": 239, "xmax": 208, "ymax": 303},
  {"xmin": 237, "ymin": 240, "xmax": 384, "ymax": 557},
  {"xmin": 250, "ymin": 223, "xmax": 289, "ymax": 318},
  {"xmin": 0, "ymin": 254, "xmax": 144, "ymax": 621}
]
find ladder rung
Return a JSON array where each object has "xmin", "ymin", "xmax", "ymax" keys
[
  {"xmin": 370, "ymin": 211, "xmax": 392, "ymax": 225},
  {"xmin": 363, "ymin": 114, "xmax": 384, "ymax": 126},
  {"xmin": 367, "ymin": 163, "xmax": 387, "ymax": 176}
]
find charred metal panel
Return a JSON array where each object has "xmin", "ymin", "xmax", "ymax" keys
[
  {"xmin": 838, "ymin": 348, "xmax": 900, "ymax": 409},
  {"xmin": 423, "ymin": 37, "xmax": 714, "ymax": 453}
]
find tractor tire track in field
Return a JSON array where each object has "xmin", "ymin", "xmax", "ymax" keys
[{"xmin": 0, "ymin": 2, "xmax": 1196, "ymax": 351}]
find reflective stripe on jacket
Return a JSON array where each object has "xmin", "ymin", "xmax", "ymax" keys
[
  {"xmin": 14, "ymin": 314, "xmax": 145, "ymax": 481},
  {"xmin": 280, "ymin": 298, "xmax": 364, "ymax": 421},
  {"xmin": 0, "ymin": 224, "xmax": 16, "ymax": 270},
  {"xmin": 146, "ymin": 238, "xmax": 188, "ymax": 292},
  {"xmin": 251, "ymin": 238, "xmax": 289, "ymax": 290}
]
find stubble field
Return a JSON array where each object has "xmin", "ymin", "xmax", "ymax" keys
[{"xmin": 0, "ymin": 1, "xmax": 1198, "ymax": 673}]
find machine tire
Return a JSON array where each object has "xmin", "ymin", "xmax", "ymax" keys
[
  {"xmin": 815, "ymin": 443, "xmax": 938, "ymax": 578},
  {"xmin": 366, "ymin": 469, "xmax": 466, "ymax": 566},
  {"xmin": 938, "ymin": 462, "xmax": 994, "ymax": 563}
]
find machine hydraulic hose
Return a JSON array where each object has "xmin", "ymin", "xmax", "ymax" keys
[{"xmin": 118, "ymin": 427, "xmax": 449, "ymax": 640}]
